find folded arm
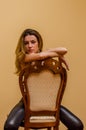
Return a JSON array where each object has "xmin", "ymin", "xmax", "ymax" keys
[{"xmin": 24, "ymin": 47, "xmax": 69, "ymax": 70}]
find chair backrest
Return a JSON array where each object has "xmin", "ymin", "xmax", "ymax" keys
[{"xmin": 19, "ymin": 58, "xmax": 67, "ymax": 129}]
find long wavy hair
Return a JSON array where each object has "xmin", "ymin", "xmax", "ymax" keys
[{"xmin": 15, "ymin": 28, "xmax": 43, "ymax": 75}]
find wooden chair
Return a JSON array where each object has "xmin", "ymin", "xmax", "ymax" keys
[{"xmin": 19, "ymin": 58, "xmax": 67, "ymax": 130}]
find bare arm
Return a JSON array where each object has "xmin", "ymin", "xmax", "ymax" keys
[
  {"xmin": 25, "ymin": 47, "xmax": 67, "ymax": 62},
  {"xmin": 47, "ymin": 47, "xmax": 67, "ymax": 55},
  {"xmin": 24, "ymin": 47, "xmax": 69, "ymax": 70},
  {"xmin": 25, "ymin": 51, "xmax": 58, "ymax": 62},
  {"xmin": 47, "ymin": 47, "xmax": 69, "ymax": 70}
]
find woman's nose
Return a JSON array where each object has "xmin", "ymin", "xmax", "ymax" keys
[{"xmin": 28, "ymin": 42, "xmax": 32, "ymax": 47}]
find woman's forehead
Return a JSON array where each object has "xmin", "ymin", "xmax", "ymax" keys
[{"xmin": 24, "ymin": 35, "xmax": 38, "ymax": 41}]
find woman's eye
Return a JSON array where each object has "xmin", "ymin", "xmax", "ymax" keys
[
  {"xmin": 31, "ymin": 40, "xmax": 36, "ymax": 44},
  {"xmin": 24, "ymin": 41, "xmax": 28, "ymax": 45}
]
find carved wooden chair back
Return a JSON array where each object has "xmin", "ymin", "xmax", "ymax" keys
[{"xmin": 19, "ymin": 58, "xmax": 67, "ymax": 130}]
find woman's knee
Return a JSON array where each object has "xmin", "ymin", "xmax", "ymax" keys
[
  {"xmin": 4, "ymin": 100, "xmax": 24, "ymax": 130},
  {"xmin": 4, "ymin": 120, "xmax": 18, "ymax": 130},
  {"xmin": 60, "ymin": 105, "xmax": 84, "ymax": 130}
]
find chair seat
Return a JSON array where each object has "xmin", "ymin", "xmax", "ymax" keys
[{"xmin": 30, "ymin": 116, "xmax": 56, "ymax": 122}]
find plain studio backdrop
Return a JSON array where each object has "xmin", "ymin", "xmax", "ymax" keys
[{"xmin": 0, "ymin": 0, "xmax": 86, "ymax": 129}]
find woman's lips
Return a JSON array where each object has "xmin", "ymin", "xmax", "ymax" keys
[{"xmin": 27, "ymin": 49, "xmax": 34, "ymax": 53}]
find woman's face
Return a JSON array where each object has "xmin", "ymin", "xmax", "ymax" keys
[{"xmin": 24, "ymin": 35, "xmax": 39, "ymax": 54}]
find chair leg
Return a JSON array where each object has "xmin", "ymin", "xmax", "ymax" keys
[
  {"xmin": 47, "ymin": 127, "xmax": 52, "ymax": 130},
  {"xmin": 53, "ymin": 126, "xmax": 59, "ymax": 130},
  {"xmin": 24, "ymin": 127, "xmax": 29, "ymax": 130}
]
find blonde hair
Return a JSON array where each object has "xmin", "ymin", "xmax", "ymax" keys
[{"xmin": 15, "ymin": 29, "xmax": 43, "ymax": 75}]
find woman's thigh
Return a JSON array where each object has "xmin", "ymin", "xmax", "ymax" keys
[
  {"xmin": 60, "ymin": 105, "xmax": 84, "ymax": 130},
  {"xmin": 4, "ymin": 99, "xmax": 24, "ymax": 130},
  {"xmin": 4, "ymin": 101, "xmax": 84, "ymax": 130}
]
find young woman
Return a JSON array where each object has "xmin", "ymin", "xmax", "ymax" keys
[{"xmin": 4, "ymin": 29, "xmax": 83, "ymax": 130}]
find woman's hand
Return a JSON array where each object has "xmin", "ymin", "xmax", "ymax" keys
[
  {"xmin": 59, "ymin": 55, "xmax": 69, "ymax": 71},
  {"xmin": 54, "ymin": 47, "xmax": 69, "ymax": 70}
]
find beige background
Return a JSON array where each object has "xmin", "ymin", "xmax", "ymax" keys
[{"xmin": 0, "ymin": 0, "xmax": 86, "ymax": 130}]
